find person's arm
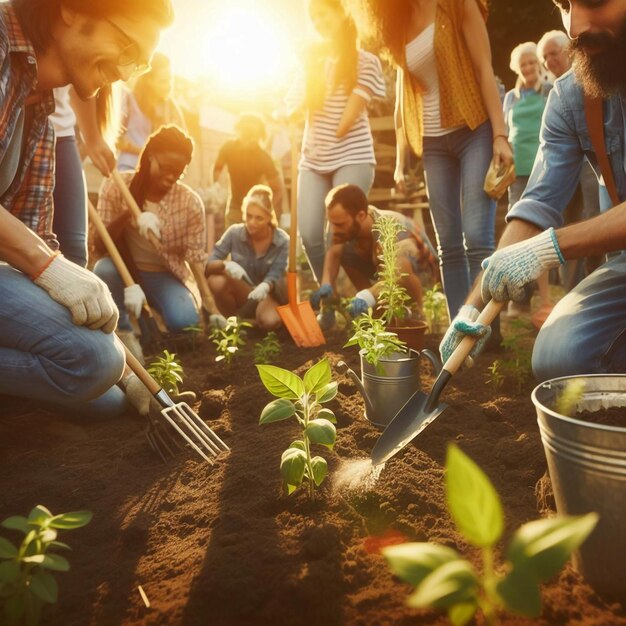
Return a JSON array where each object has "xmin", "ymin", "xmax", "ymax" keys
[
  {"xmin": 336, "ymin": 92, "xmax": 370, "ymax": 138},
  {"xmin": 461, "ymin": 0, "xmax": 512, "ymax": 167},
  {"xmin": 205, "ymin": 227, "xmax": 233, "ymax": 274},
  {"xmin": 267, "ymin": 174, "xmax": 283, "ymax": 213},
  {"xmin": 213, "ymin": 145, "xmax": 227, "ymax": 184},
  {"xmin": 320, "ymin": 243, "xmax": 345, "ymax": 288},
  {"xmin": 262, "ymin": 233, "xmax": 289, "ymax": 288},
  {"xmin": 394, "ymin": 68, "xmax": 408, "ymax": 194}
]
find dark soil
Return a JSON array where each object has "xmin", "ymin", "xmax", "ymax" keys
[
  {"xmin": 575, "ymin": 406, "xmax": 626, "ymax": 428},
  {"xmin": 1, "ymin": 327, "xmax": 626, "ymax": 626}
]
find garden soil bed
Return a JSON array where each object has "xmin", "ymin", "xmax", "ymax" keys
[{"xmin": 1, "ymin": 327, "xmax": 626, "ymax": 626}]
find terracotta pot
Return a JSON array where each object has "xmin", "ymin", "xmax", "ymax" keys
[{"xmin": 387, "ymin": 319, "xmax": 428, "ymax": 352}]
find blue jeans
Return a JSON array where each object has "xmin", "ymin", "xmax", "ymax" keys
[
  {"xmin": 93, "ymin": 258, "xmax": 199, "ymax": 332},
  {"xmin": 53, "ymin": 136, "xmax": 88, "ymax": 267},
  {"xmin": 298, "ymin": 163, "xmax": 375, "ymax": 284},
  {"xmin": 533, "ymin": 254, "xmax": 626, "ymax": 380},
  {"xmin": 423, "ymin": 121, "xmax": 496, "ymax": 318},
  {"xmin": 0, "ymin": 264, "xmax": 127, "ymax": 418}
]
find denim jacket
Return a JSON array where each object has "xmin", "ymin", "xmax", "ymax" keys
[
  {"xmin": 508, "ymin": 70, "xmax": 625, "ymax": 230},
  {"xmin": 208, "ymin": 224, "xmax": 289, "ymax": 288}
]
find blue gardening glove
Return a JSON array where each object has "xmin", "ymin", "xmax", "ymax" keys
[
  {"xmin": 310, "ymin": 283, "xmax": 333, "ymax": 309},
  {"xmin": 248, "ymin": 281, "xmax": 271, "ymax": 302},
  {"xmin": 347, "ymin": 289, "xmax": 376, "ymax": 318},
  {"xmin": 439, "ymin": 304, "xmax": 491, "ymax": 367},
  {"xmin": 481, "ymin": 228, "xmax": 564, "ymax": 303}
]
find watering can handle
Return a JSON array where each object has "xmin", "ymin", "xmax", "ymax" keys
[{"xmin": 443, "ymin": 300, "xmax": 505, "ymax": 377}]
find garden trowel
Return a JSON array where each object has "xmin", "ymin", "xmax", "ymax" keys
[{"xmin": 371, "ymin": 299, "xmax": 504, "ymax": 465}]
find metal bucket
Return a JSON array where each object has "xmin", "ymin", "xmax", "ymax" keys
[{"xmin": 532, "ymin": 375, "xmax": 626, "ymax": 599}]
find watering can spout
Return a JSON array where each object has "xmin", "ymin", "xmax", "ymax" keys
[{"xmin": 337, "ymin": 361, "xmax": 377, "ymax": 418}]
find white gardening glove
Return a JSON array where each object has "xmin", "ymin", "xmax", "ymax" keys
[
  {"xmin": 123, "ymin": 284, "xmax": 147, "ymax": 319},
  {"xmin": 224, "ymin": 260, "xmax": 251, "ymax": 283},
  {"xmin": 439, "ymin": 304, "xmax": 491, "ymax": 367},
  {"xmin": 348, "ymin": 289, "xmax": 376, "ymax": 317},
  {"xmin": 481, "ymin": 228, "xmax": 564, "ymax": 303},
  {"xmin": 34, "ymin": 254, "xmax": 119, "ymax": 333},
  {"xmin": 136, "ymin": 212, "xmax": 161, "ymax": 240},
  {"xmin": 123, "ymin": 372, "xmax": 158, "ymax": 416},
  {"xmin": 209, "ymin": 313, "xmax": 228, "ymax": 329},
  {"xmin": 248, "ymin": 281, "xmax": 271, "ymax": 302}
]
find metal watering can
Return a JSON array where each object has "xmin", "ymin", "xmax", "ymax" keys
[{"xmin": 337, "ymin": 348, "xmax": 441, "ymax": 428}]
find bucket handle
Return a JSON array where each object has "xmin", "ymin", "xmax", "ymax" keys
[{"xmin": 419, "ymin": 348, "xmax": 442, "ymax": 376}]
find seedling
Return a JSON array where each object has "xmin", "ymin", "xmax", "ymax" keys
[
  {"xmin": 209, "ymin": 316, "xmax": 252, "ymax": 365},
  {"xmin": 486, "ymin": 360, "xmax": 505, "ymax": 391},
  {"xmin": 182, "ymin": 324, "xmax": 203, "ymax": 351},
  {"xmin": 257, "ymin": 359, "xmax": 338, "ymax": 498},
  {"xmin": 0, "ymin": 505, "xmax": 92, "ymax": 626},
  {"xmin": 555, "ymin": 378, "xmax": 586, "ymax": 417},
  {"xmin": 499, "ymin": 319, "xmax": 533, "ymax": 393},
  {"xmin": 253, "ymin": 332, "xmax": 282, "ymax": 364},
  {"xmin": 147, "ymin": 349, "xmax": 184, "ymax": 396},
  {"xmin": 345, "ymin": 309, "xmax": 407, "ymax": 373},
  {"xmin": 383, "ymin": 444, "xmax": 597, "ymax": 626},
  {"xmin": 423, "ymin": 283, "xmax": 448, "ymax": 334}
]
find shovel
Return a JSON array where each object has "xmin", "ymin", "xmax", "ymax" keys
[
  {"xmin": 371, "ymin": 299, "xmax": 504, "ymax": 465},
  {"xmin": 276, "ymin": 127, "xmax": 325, "ymax": 347}
]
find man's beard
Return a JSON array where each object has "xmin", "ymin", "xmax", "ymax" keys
[{"xmin": 570, "ymin": 19, "xmax": 626, "ymax": 98}]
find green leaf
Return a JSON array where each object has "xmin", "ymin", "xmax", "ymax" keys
[
  {"xmin": 316, "ymin": 382, "xmax": 338, "ymax": 403},
  {"xmin": 289, "ymin": 440, "xmax": 306, "ymax": 451},
  {"xmin": 48, "ymin": 541, "xmax": 71, "ymax": 552},
  {"xmin": 1, "ymin": 516, "xmax": 30, "ymax": 534},
  {"xmin": 303, "ymin": 359, "xmax": 331, "ymax": 395},
  {"xmin": 40, "ymin": 554, "xmax": 70, "ymax": 572},
  {"xmin": 505, "ymin": 513, "xmax": 599, "ymax": 582},
  {"xmin": 29, "ymin": 572, "xmax": 58, "ymax": 604},
  {"xmin": 445, "ymin": 444, "xmax": 504, "ymax": 547},
  {"xmin": 496, "ymin": 564, "xmax": 542, "ymax": 617},
  {"xmin": 28, "ymin": 506, "xmax": 52, "ymax": 525},
  {"xmin": 40, "ymin": 529, "xmax": 57, "ymax": 544},
  {"xmin": 382, "ymin": 542, "xmax": 460, "ymax": 586},
  {"xmin": 259, "ymin": 398, "xmax": 296, "ymax": 425},
  {"xmin": 0, "ymin": 537, "xmax": 17, "ymax": 559},
  {"xmin": 311, "ymin": 456, "xmax": 328, "ymax": 486},
  {"xmin": 48, "ymin": 510, "xmax": 92, "ymax": 530},
  {"xmin": 285, "ymin": 483, "xmax": 298, "ymax": 495},
  {"xmin": 257, "ymin": 365, "xmax": 305, "ymax": 400},
  {"xmin": 406, "ymin": 559, "xmax": 479, "ymax": 610},
  {"xmin": 280, "ymin": 448, "xmax": 307, "ymax": 489},
  {"xmin": 0, "ymin": 560, "xmax": 20, "ymax": 583},
  {"xmin": 306, "ymin": 419, "xmax": 336, "ymax": 449},
  {"xmin": 22, "ymin": 555, "xmax": 45, "ymax": 564},
  {"xmin": 448, "ymin": 602, "xmax": 478, "ymax": 626},
  {"xmin": 316, "ymin": 408, "xmax": 337, "ymax": 424}
]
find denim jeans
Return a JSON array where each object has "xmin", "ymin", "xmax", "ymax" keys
[
  {"xmin": 53, "ymin": 136, "xmax": 88, "ymax": 267},
  {"xmin": 533, "ymin": 254, "xmax": 626, "ymax": 380},
  {"xmin": 297, "ymin": 163, "xmax": 375, "ymax": 283},
  {"xmin": 0, "ymin": 264, "xmax": 127, "ymax": 418},
  {"xmin": 423, "ymin": 121, "xmax": 496, "ymax": 318},
  {"xmin": 93, "ymin": 258, "xmax": 199, "ymax": 332}
]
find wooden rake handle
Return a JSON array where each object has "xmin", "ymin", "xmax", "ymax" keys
[{"xmin": 123, "ymin": 343, "xmax": 161, "ymax": 395}]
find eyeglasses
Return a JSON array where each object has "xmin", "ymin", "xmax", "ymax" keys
[
  {"xmin": 153, "ymin": 154, "xmax": 186, "ymax": 180},
  {"xmin": 105, "ymin": 18, "xmax": 151, "ymax": 78}
]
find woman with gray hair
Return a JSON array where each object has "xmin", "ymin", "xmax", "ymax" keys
[{"xmin": 205, "ymin": 185, "xmax": 289, "ymax": 330}]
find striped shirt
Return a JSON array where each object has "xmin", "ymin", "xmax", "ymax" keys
[
  {"xmin": 286, "ymin": 50, "xmax": 386, "ymax": 173},
  {"xmin": 97, "ymin": 171, "xmax": 207, "ymax": 287},
  {"xmin": 0, "ymin": 3, "xmax": 57, "ymax": 249}
]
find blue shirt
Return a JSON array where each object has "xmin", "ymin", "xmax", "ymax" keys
[
  {"xmin": 508, "ymin": 70, "xmax": 626, "ymax": 229},
  {"xmin": 208, "ymin": 224, "xmax": 289, "ymax": 288}
]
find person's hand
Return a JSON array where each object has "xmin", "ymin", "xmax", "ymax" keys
[
  {"xmin": 123, "ymin": 284, "xmax": 147, "ymax": 319},
  {"xmin": 84, "ymin": 138, "xmax": 116, "ymax": 177},
  {"xmin": 209, "ymin": 313, "xmax": 228, "ymax": 329},
  {"xmin": 310, "ymin": 283, "xmax": 333, "ymax": 309},
  {"xmin": 123, "ymin": 372, "xmax": 159, "ymax": 416},
  {"xmin": 347, "ymin": 289, "xmax": 376, "ymax": 317},
  {"xmin": 439, "ymin": 304, "xmax": 491, "ymax": 367},
  {"xmin": 481, "ymin": 228, "xmax": 563, "ymax": 303},
  {"xmin": 493, "ymin": 135, "xmax": 514, "ymax": 169},
  {"xmin": 224, "ymin": 261, "xmax": 251, "ymax": 282},
  {"xmin": 136, "ymin": 212, "xmax": 161, "ymax": 240},
  {"xmin": 34, "ymin": 254, "xmax": 118, "ymax": 333},
  {"xmin": 248, "ymin": 282, "xmax": 271, "ymax": 302}
]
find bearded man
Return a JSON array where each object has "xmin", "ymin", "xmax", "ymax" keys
[{"xmin": 439, "ymin": 0, "xmax": 626, "ymax": 380}]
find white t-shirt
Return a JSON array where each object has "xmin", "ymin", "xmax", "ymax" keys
[{"xmin": 50, "ymin": 86, "xmax": 77, "ymax": 138}]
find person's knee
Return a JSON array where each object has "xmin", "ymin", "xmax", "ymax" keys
[
  {"xmin": 93, "ymin": 258, "xmax": 118, "ymax": 285},
  {"xmin": 257, "ymin": 310, "xmax": 282, "ymax": 331},
  {"xmin": 208, "ymin": 274, "xmax": 227, "ymax": 293}
]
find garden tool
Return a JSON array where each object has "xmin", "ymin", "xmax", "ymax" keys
[
  {"xmin": 276, "ymin": 127, "xmax": 325, "ymax": 347},
  {"xmin": 371, "ymin": 299, "xmax": 504, "ymax": 465},
  {"xmin": 123, "ymin": 344, "xmax": 230, "ymax": 464}
]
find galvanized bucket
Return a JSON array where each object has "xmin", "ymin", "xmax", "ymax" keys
[{"xmin": 532, "ymin": 375, "xmax": 626, "ymax": 599}]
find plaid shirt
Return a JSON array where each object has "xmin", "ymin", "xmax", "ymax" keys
[
  {"xmin": 0, "ymin": 3, "xmax": 57, "ymax": 249},
  {"xmin": 97, "ymin": 171, "xmax": 208, "ymax": 286}
]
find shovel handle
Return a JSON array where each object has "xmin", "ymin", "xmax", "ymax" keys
[
  {"xmin": 288, "ymin": 126, "xmax": 299, "ymax": 273},
  {"xmin": 123, "ymin": 342, "xmax": 162, "ymax": 395},
  {"xmin": 443, "ymin": 299, "xmax": 505, "ymax": 377}
]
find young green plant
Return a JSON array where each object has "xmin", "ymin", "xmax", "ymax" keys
[
  {"xmin": 209, "ymin": 316, "xmax": 252, "ymax": 365},
  {"xmin": 555, "ymin": 378, "xmax": 586, "ymax": 416},
  {"xmin": 147, "ymin": 349, "xmax": 184, "ymax": 396},
  {"xmin": 499, "ymin": 319, "xmax": 534, "ymax": 393},
  {"xmin": 0, "ymin": 505, "xmax": 92, "ymax": 626},
  {"xmin": 257, "ymin": 359, "xmax": 337, "ymax": 498},
  {"xmin": 423, "ymin": 283, "xmax": 449, "ymax": 334},
  {"xmin": 383, "ymin": 444, "xmax": 598, "ymax": 626},
  {"xmin": 253, "ymin": 331, "xmax": 282, "ymax": 364},
  {"xmin": 182, "ymin": 323, "xmax": 204, "ymax": 351}
]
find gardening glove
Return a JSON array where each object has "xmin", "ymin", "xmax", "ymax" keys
[
  {"xmin": 439, "ymin": 304, "xmax": 491, "ymax": 367},
  {"xmin": 310, "ymin": 283, "xmax": 333, "ymax": 309},
  {"xmin": 248, "ymin": 281, "xmax": 271, "ymax": 302},
  {"xmin": 136, "ymin": 212, "xmax": 161, "ymax": 241},
  {"xmin": 348, "ymin": 289, "xmax": 376, "ymax": 318},
  {"xmin": 209, "ymin": 313, "xmax": 228, "ymax": 329},
  {"xmin": 224, "ymin": 260, "xmax": 252, "ymax": 283},
  {"xmin": 481, "ymin": 228, "xmax": 564, "ymax": 304},
  {"xmin": 34, "ymin": 254, "xmax": 119, "ymax": 333},
  {"xmin": 122, "ymin": 372, "xmax": 160, "ymax": 417},
  {"xmin": 123, "ymin": 284, "xmax": 147, "ymax": 319}
]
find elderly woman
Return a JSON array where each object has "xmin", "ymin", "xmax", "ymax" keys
[{"xmin": 205, "ymin": 185, "xmax": 289, "ymax": 331}]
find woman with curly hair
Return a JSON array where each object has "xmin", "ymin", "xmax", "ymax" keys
[{"xmin": 345, "ymin": 0, "xmax": 513, "ymax": 320}]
